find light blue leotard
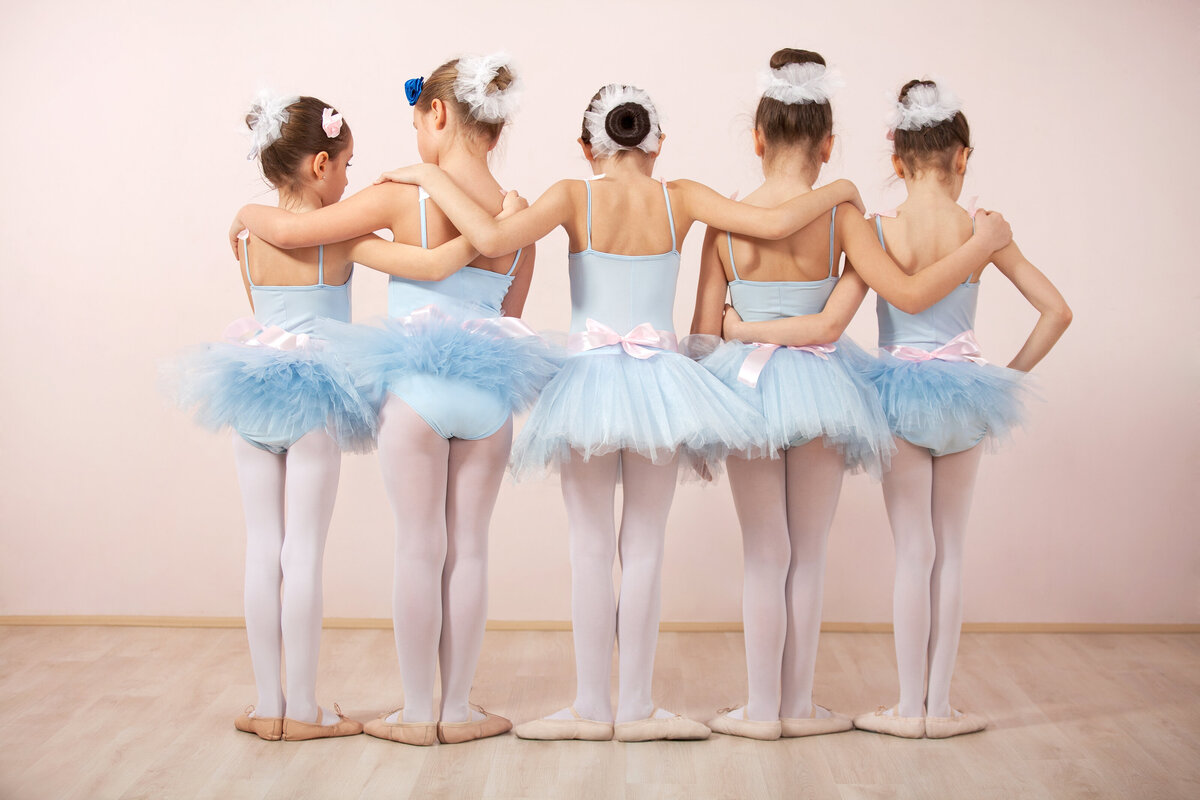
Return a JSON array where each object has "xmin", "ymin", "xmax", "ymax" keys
[
  {"xmin": 172, "ymin": 240, "xmax": 375, "ymax": 454},
  {"xmin": 697, "ymin": 208, "xmax": 892, "ymax": 474},
  {"xmin": 872, "ymin": 214, "xmax": 1025, "ymax": 456},
  {"xmin": 510, "ymin": 179, "xmax": 766, "ymax": 477},
  {"xmin": 384, "ymin": 188, "xmax": 524, "ymax": 440},
  {"xmin": 234, "ymin": 243, "xmax": 359, "ymax": 453}
]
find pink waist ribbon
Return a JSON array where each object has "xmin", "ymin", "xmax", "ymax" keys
[
  {"xmin": 884, "ymin": 330, "xmax": 988, "ymax": 364},
  {"xmin": 223, "ymin": 318, "xmax": 314, "ymax": 351},
  {"xmin": 403, "ymin": 303, "xmax": 539, "ymax": 340},
  {"xmin": 568, "ymin": 319, "xmax": 679, "ymax": 359},
  {"xmin": 737, "ymin": 342, "xmax": 837, "ymax": 387}
]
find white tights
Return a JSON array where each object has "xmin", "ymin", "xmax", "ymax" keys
[
  {"xmin": 377, "ymin": 395, "xmax": 512, "ymax": 724},
  {"xmin": 882, "ymin": 439, "xmax": 983, "ymax": 718},
  {"xmin": 234, "ymin": 430, "xmax": 341, "ymax": 724},
  {"xmin": 558, "ymin": 450, "xmax": 679, "ymax": 724},
  {"xmin": 726, "ymin": 440, "xmax": 844, "ymax": 721}
]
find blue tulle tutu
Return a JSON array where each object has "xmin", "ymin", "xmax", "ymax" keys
[
  {"xmin": 871, "ymin": 351, "xmax": 1028, "ymax": 456},
  {"xmin": 318, "ymin": 314, "xmax": 563, "ymax": 414},
  {"xmin": 510, "ymin": 345, "xmax": 769, "ymax": 480},
  {"xmin": 169, "ymin": 341, "xmax": 377, "ymax": 453},
  {"xmin": 700, "ymin": 337, "xmax": 894, "ymax": 476}
]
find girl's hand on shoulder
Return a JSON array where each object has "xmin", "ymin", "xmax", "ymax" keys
[
  {"xmin": 722, "ymin": 303, "xmax": 745, "ymax": 340},
  {"xmin": 831, "ymin": 179, "xmax": 866, "ymax": 216},
  {"xmin": 228, "ymin": 211, "xmax": 247, "ymax": 260},
  {"xmin": 973, "ymin": 210, "xmax": 1012, "ymax": 253},
  {"xmin": 374, "ymin": 163, "xmax": 436, "ymax": 186},
  {"xmin": 498, "ymin": 189, "xmax": 528, "ymax": 219}
]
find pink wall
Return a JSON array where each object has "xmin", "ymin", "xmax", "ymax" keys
[{"xmin": 2, "ymin": 0, "xmax": 1196, "ymax": 624}]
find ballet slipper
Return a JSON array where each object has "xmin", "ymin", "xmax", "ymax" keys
[
  {"xmin": 234, "ymin": 705, "xmax": 283, "ymax": 741},
  {"xmin": 363, "ymin": 707, "xmax": 439, "ymax": 746},
  {"xmin": 852, "ymin": 705, "xmax": 925, "ymax": 739},
  {"xmin": 513, "ymin": 707, "xmax": 613, "ymax": 741},
  {"xmin": 924, "ymin": 709, "xmax": 987, "ymax": 739},
  {"xmin": 780, "ymin": 705, "xmax": 853, "ymax": 738},
  {"xmin": 281, "ymin": 704, "xmax": 363, "ymax": 741},
  {"xmin": 706, "ymin": 706, "xmax": 782, "ymax": 741},
  {"xmin": 613, "ymin": 710, "xmax": 711, "ymax": 743},
  {"xmin": 437, "ymin": 704, "xmax": 513, "ymax": 744}
]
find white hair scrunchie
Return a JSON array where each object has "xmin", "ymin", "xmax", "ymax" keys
[
  {"xmin": 888, "ymin": 82, "xmax": 963, "ymax": 132},
  {"xmin": 582, "ymin": 84, "xmax": 662, "ymax": 159},
  {"xmin": 759, "ymin": 62, "xmax": 843, "ymax": 105},
  {"xmin": 453, "ymin": 52, "xmax": 522, "ymax": 124},
  {"xmin": 246, "ymin": 89, "xmax": 300, "ymax": 160}
]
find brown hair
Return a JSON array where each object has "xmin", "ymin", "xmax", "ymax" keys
[
  {"xmin": 579, "ymin": 85, "xmax": 658, "ymax": 155},
  {"xmin": 247, "ymin": 96, "xmax": 351, "ymax": 191},
  {"xmin": 755, "ymin": 49, "xmax": 833, "ymax": 157},
  {"xmin": 415, "ymin": 58, "xmax": 514, "ymax": 145},
  {"xmin": 892, "ymin": 80, "xmax": 971, "ymax": 177}
]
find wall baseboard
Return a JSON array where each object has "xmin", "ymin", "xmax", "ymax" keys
[{"xmin": 1, "ymin": 616, "xmax": 1197, "ymax": 634}]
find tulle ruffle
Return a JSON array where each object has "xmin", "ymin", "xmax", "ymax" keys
[
  {"xmin": 510, "ymin": 345, "xmax": 769, "ymax": 481},
  {"xmin": 169, "ymin": 342, "xmax": 377, "ymax": 453},
  {"xmin": 318, "ymin": 315, "xmax": 563, "ymax": 414},
  {"xmin": 700, "ymin": 337, "xmax": 894, "ymax": 476},
  {"xmin": 871, "ymin": 350, "xmax": 1028, "ymax": 454}
]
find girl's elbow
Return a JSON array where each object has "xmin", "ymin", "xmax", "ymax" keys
[
  {"xmin": 891, "ymin": 293, "xmax": 926, "ymax": 315},
  {"xmin": 1055, "ymin": 302, "xmax": 1074, "ymax": 329}
]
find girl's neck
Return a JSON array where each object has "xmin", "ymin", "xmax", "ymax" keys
[
  {"xmin": 278, "ymin": 185, "xmax": 323, "ymax": 213},
  {"xmin": 900, "ymin": 172, "xmax": 963, "ymax": 209},
  {"xmin": 435, "ymin": 144, "xmax": 495, "ymax": 184},
  {"xmin": 593, "ymin": 153, "xmax": 655, "ymax": 179},
  {"xmin": 761, "ymin": 148, "xmax": 820, "ymax": 190}
]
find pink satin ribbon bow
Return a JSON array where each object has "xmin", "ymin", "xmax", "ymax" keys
[
  {"xmin": 737, "ymin": 341, "xmax": 837, "ymax": 387},
  {"xmin": 403, "ymin": 303, "xmax": 539, "ymax": 340},
  {"xmin": 884, "ymin": 329, "xmax": 988, "ymax": 364},
  {"xmin": 568, "ymin": 319, "xmax": 678, "ymax": 359},
  {"xmin": 223, "ymin": 317, "xmax": 312, "ymax": 351}
]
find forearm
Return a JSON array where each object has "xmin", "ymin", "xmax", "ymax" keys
[
  {"xmin": 876, "ymin": 238, "xmax": 993, "ymax": 314},
  {"xmin": 1007, "ymin": 308, "xmax": 1072, "ymax": 372},
  {"xmin": 726, "ymin": 314, "xmax": 838, "ymax": 347},
  {"xmin": 349, "ymin": 236, "xmax": 475, "ymax": 281}
]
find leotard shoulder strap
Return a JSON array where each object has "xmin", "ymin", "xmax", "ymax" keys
[{"xmin": 828, "ymin": 205, "xmax": 838, "ymax": 279}]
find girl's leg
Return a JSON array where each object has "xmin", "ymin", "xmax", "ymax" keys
[
  {"xmin": 232, "ymin": 435, "xmax": 287, "ymax": 718},
  {"xmin": 278, "ymin": 430, "xmax": 342, "ymax": 724},
  {"xmin": 614, "ymin": 451, "xmax": 678, "ymax": 723},
  {"xmin": 726, "ymin": 454, "xmax": 789, "ymax": 722},
  {"xmin": 378, "ymin": 395, "xmax": 450, "ymax": 723},
  {"xmin": 558, "ymin": 450, "xmax": 621, "ymax": 723},
  {"xmin": 779, "ymin": 440, "xmax": 844, "ymax": 719},
  {"xmin": 925, "ymin": 444, "xmax": 984, "ymax": 718},
  {"xmin": 880, "ymin": 439, "xmax": 936, "ymax": 718},
  {"xmin": 438, "ymin": 418, "xmax": 514, "ymax": 724}
]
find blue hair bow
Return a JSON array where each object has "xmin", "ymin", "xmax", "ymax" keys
[{"xmin": 405, "ymin": 77, "xmax": 424, "ymax": 106}]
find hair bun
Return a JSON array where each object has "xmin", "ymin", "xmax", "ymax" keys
[
  {"xmin": 769, "ymin": 48, "xmax": 826, "ymax": 70},
  {"xmin": 453, "ymin": 52, "xmax": 522, "ymax": 124},
  {"xmin": 581, "ymin": 84, "xmax": 662, "ymax": 158},
  {"xmin": 605, "ymin": 102, "xmax": 651, "ymax": 147}
]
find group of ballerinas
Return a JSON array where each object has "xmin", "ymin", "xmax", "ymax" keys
[{"xmin": 175, "ymin": 47, "xmax": 1070, "ymax": 746}]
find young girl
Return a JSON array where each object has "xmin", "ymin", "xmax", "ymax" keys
[
  {"xmin": 229, "ymin": 55, "xmax": 557, "ymax": 746},
  {"xmin": 176, "ymin": 92, "xmax": 483, "ymax": 742},
  {"xmin": 374, "ymin": 83, "xmax": 872, "ymax": 742},
  {"xmin": 725, "ymin": 79, "xmax": 1070, "ymax": 739},
  {"xmin": 690, "ymin": 51, "xmax": 1015, "ymax": 741}
]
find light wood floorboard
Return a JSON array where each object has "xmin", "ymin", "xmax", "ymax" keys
[{"xmin": 0, "ymin": 628, "xmax": 1196, "ymax": 799}]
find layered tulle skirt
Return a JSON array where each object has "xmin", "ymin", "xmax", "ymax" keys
[
  {"xmin": 169, "ymin": 341, "xmax": 377, "ymax": 453},
  {"xmin": 700, "ymin": 337, "xmax": 894, "ymax": 476},
  {"xmin": 510, "ymin": 345, "xmax": 769, "ymax": 480},
  {"xmin": 871, "ymin": 350, "xmax": 1028, "ymax": 456},
  {"xmin": 318, "ymin": 313, "xmax": 563, "ymax": 415}
]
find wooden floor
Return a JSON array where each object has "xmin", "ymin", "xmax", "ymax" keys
[{"xmin": 1, "ymin": 628, "xmax": 1197, "ymax": 799}]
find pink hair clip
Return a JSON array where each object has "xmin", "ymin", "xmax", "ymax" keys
[{"xmin": 322, "ymin": 107, "xmax": 343, "ymax": 138}]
